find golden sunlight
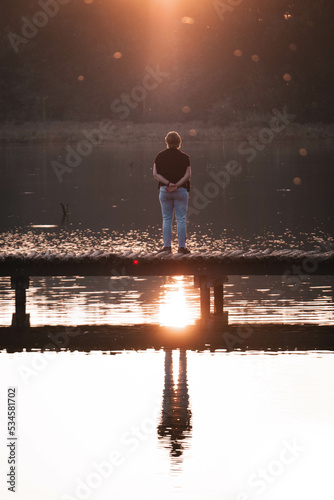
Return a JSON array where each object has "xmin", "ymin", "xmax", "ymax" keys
[
  {"xmin": 172, "ymin": 349, "xmax": 180, "ymax": 387},
  {"xmin": 181, "ymin": 16, "xmax": 194, "ymax": 25},
  {"xmin": 158, "ymin": 276, "xmax": 193, "ymax": 327}
]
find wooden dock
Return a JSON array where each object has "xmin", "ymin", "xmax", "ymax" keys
[
  {"xmin": 1, "ymin": 324, "xmax": 334, "ymax": 352},
  {"xmin": 0, "ymin": 249, "xmax": 334, "ymax": 330}
]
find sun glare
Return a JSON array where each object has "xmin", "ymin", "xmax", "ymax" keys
[{"xmin": 158, "ymin": 276, "xmax": 193, "ymax": 328}]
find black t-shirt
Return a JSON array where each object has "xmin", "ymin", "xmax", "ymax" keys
[{"xmin": 154, "ymin": 148, "xmax": 191, "ymax": 191}]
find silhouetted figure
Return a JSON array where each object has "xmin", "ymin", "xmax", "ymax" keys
[
  {"xmin": 153, "ymin": 131, "xmax": 191, "ymax": 254},
  {"xmin": 158, "ymin": 349, "xmax": 192, "ymax": 469}
]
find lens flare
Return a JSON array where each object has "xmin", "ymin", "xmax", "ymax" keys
[{"xmin": 181, "ymin": 17, "xmax": 194, "ymax": 25}]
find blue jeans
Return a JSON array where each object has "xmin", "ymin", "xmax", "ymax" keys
[{"xmin": 159, "ymin": 186, "xmax": 189, "ymax": 247}]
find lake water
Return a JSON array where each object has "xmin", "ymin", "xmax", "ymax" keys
[
  {"xmin": 1, "ymin": 349, "xmax": 334, "ymax": 500},
  {"xmin": 0, "ymin": 141, "xmax": 333, "ymax": 326},
  {"xmin": 1, "ymin": 142, "xmax": 334, "ymax": 499}
]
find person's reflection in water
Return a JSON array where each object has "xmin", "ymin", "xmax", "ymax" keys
[{"xmin": 158, "ymin": 349, "xmax": 192, "ymax": 470}]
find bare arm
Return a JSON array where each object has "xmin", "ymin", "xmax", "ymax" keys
[
  {"xmin": 175, "ymin": 166, "xmax": 191, "ymax": 188},
  {"xmin": 153, "ymin": 163, "xmax": 170, "ymax": 186}
]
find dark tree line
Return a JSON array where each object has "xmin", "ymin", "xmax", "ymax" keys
[{"xmin": 0, "ymin": 0, "xmax": 333, "ymax": 124}]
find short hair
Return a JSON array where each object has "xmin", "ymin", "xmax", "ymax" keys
[{"xmin": 165, "ymin": 131, "xmax": 182, "ymax": 149}]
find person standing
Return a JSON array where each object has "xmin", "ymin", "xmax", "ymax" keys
[{"xmin": 153, "ymin": 131, "xmax": 191, "ymax": 254}]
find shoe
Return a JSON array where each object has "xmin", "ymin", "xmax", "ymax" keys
[
  {"xmin": 156, "ymin": 246, "xmax": 172, "ymax": 254},
  {"xmin": 178, "ymin": 247, "xmax": 191, "ymax": 254}
]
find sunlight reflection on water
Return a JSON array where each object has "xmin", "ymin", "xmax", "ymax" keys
[
  {"xmin": 1, "ymin": 349, "xmax": 334, "ymax": 499},
  {"xmin": 0, "ymin": 273, "xmax": 333, "ymax": 327},
  {"xmin": 0, "ymin": 216, "xmax": 333, "ymax": 327},
  {"xmin": 1, "ymin": 142, "xmax": 334, "ymax": 500}
]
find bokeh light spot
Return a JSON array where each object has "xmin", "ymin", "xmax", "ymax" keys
[
  {"xmin": 113, "ymin": 51, "xmax": 123, "ymax": 59},
  {"xmin": 181, "ymin": 16, "xmax": 194, "ymax": 25},
  {"xmin": 189, "ymin": 129, "xmax": 197, "ymax": 137},
  {"xmin": 299, "ymin": 148, "xmax": 308, "ymax": 157},
  {"xmin": 77, "ymin": 75, "xmax": 84, "ymax": 81},
  {"xmin": 233, "ymin": 49, "xmax": 243, "ymax": 57},
  {"xmin": 182, "ymin": 106, "xmax": 191, "ymax": 114},
  {"xmin": 84, "ymin": 0, "xmax": 94, "ymax": 4},
  {"xmin": 293, "ymin": 177, "xmax": 302, "ymax": 185},
  {"xmin": 283, "ymin": 73, "xmax": 292, "ymax": 82},
  {"xmin": 251, "ymin": 54, "xmax": 260, "ymax": 62}
]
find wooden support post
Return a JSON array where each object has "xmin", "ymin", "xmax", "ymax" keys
[
  {"xmin": 194, "ymin": 275, "xmax": 228, "ymax": 323},
  {"xmin": 209, "ymin": 275, "xmax": 228, "ymax": 324},
  {"xmin": 11, "ymin": 276, "xmax": 30, "ymax": 330},
  {"xmin": 214, "ymin": 285, "xmax": 224, "ymax": 315},
  {"xmin": 199, "ymin": 275, "xmax": 210, "ymax": 319},
  {"xmin": 213, "ymin": 282, "xmax": 228, "ymax": 324}
]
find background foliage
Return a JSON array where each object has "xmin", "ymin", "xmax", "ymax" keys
[{"xmin": 1, "ymin": 0, "xmax": 333, "ymax": 124}]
